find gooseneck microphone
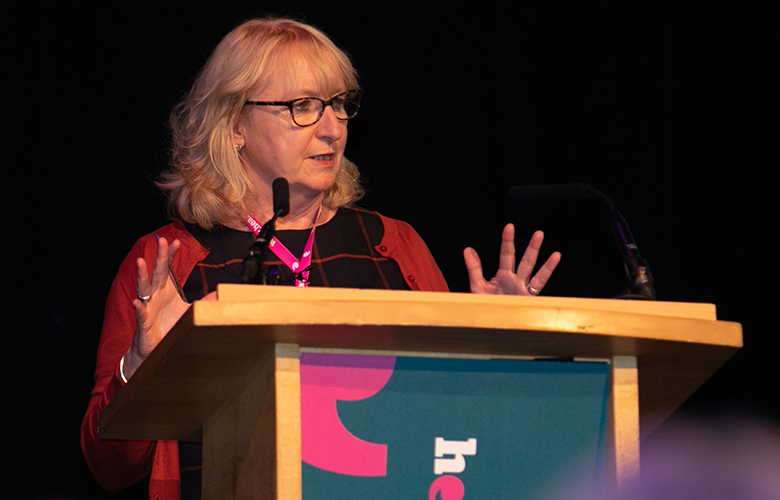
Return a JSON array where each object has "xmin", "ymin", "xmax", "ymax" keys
[
  {"xmin": 609, "ymin": 208, "xmax": 656, "ymax": 300},
  {"xmin": 240, "ymin": 178, "xmax": 290, "ymax": 284},
  {"xmin": 272, "ymin": 177, "xmax": 291, "ymax": 219},
  {"xmin": 509, "ymin": 184, "xmax": 656, "ymax": 300}
]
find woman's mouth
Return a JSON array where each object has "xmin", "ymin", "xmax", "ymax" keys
[{"xmin": 310, "ymin": 154, "xmax": 334, "ymax": 161}]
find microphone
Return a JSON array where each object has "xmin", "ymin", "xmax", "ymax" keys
[
  {"xmin": 612, "ymin": 211, "xmax": 656, "ymax": 300},
  {"xmin": 240, "ymin": 178, "xmax": 290, "ymax": 284},
  {"xmin": 509, "ymin": 183, "xmax": 656, "ymax": 300},
  {"xmin": 272, "ymin": 177, "xmax": 290, "ymax": 218}
]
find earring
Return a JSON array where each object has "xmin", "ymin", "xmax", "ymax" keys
[{"xmin": 235, "ymin": 144, "xmax": 243, "ymax": 152}]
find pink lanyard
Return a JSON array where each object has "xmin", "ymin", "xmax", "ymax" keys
[{"xmin": 244, "ymin": 205, "xmax": 322, "ymax": 287}]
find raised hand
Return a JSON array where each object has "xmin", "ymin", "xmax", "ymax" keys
[
  {"xmin": 464, "ymin": 224, "xmax": 561, "ymax": 296},
  {"xmin": 121, "ymin": 237, "xmax": 191, "ymax": 381}
]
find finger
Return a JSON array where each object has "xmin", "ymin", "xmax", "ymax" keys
[
  {"xmin": 515, "ymin": 230, "xmax": 544, "ymax": 281},
  {"xmin": 498, "ymin": 224, "xmax": 516, "ymax": 272},
  {"xmin": 164, "ymin": 238, "xmax": 187, "ymax": 302},
  {"xmin": 136, "ymin": 258, "xmax": 151, "ymax": 298},
  {"xmin": 167, "ymin": 239, "xmax": 182, "ymax": 265},
  {"xmin": 132, "ymin": 297, "xmax": 150, "ymax": 325},
  {"xmin": 151, "ymin": 237, "xmax": 170, "ymax": 290},
  {"xmin": 463, "ymin": 247, "xmax": 487, "ymax": 293},
  {"xmin": 529, "ymin": 251, "xmax": 562, "ymax": 290}
]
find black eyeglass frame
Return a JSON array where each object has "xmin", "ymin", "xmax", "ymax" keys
[{"xmin": 244, "ymin": 90, "xmax": 362, "ymax": 127}]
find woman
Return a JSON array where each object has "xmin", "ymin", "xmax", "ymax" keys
[{"xmin": 81, "ymin": 17, "xmax": 560, "ymax": 499}]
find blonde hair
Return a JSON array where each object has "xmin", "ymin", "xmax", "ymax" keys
[{"xmin": 159, "ymin": 17, "xmax": 363, "ymax": 228}]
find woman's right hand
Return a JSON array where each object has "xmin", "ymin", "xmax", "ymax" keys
[{"xmin": 121, "ymin": 237, "xmax": 190, "ymax": 381}]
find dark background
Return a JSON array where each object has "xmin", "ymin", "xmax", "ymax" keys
[{"xmin": 6, "ymin": 2, "xmax": 779, "ymax": 498}]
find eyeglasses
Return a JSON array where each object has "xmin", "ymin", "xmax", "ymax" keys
[{"xmin": 244, "ymin": 90, "xmax": 361, "ymax": 127}]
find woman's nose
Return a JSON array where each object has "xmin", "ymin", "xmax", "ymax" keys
[{"xmin": 314, "ymin": 105, "xmax": 345, "ymax": 141}]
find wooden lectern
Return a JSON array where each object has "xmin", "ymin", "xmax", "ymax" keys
[{"xmin": 98, "ymin": 286, "xmax": 742, "ymax": 499}]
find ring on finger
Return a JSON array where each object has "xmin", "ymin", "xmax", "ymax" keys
[
  {"xmin": 137, "ymin": 292, "xmax": 152, "ymax": 303},
  {"xmin": 526, "ymin": 283, "xmax": 541, "ymax": 296}
]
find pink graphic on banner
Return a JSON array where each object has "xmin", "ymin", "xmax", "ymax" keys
[
  {"xmin": 428, "ymin": 475, "xmax": 465, "ymax": 500},
  {"xmin": 301, "ymin": 353, "xmax": 396, "ymax": 476}
]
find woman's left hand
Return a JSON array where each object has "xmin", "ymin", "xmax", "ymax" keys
[{"xmin": 464, "ymin": 224, "xmax": 561, "ymax": 296}]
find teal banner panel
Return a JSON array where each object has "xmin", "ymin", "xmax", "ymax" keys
[{"xmin": 301, "ymin": 354, "xmax": 608, "ymax": 500}]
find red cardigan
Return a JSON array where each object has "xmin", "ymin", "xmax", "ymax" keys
[{"xmin": 81, "ymin": 214, "xmax": 448, "ymax": 499}]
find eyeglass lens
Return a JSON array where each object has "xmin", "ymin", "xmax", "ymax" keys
[{"xmin": 291, "ymin": 92, "xmax": 360, "ymax": 126}]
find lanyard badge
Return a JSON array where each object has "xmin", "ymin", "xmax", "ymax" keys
[{"xmin": 245, "ymin": 205, "xmax": 322, "ymax": 287}]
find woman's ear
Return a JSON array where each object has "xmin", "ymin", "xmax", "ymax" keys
[{"xmin": 233, "ymin": 122, "xmax": 245, "ymax": 150}]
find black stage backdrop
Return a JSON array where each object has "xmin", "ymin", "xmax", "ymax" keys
[{"xmin": 6, "ymin": 2, "xmax": 779, "ymax": 498}]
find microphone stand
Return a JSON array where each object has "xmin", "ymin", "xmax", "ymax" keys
[
  {"xmin": 240, "ymin": 209, "xmax": 283, "ymax": 285},
  {"xmin": 240, "ymin": 178, "xmax": 290, "ymax": 285},
  {"xmin": 586, "ymin": 186, "xmax": 656, "ymax": 300},
  {"xmin": 509, "ymin": 183, "xmax": 656, "ymax": 300}
]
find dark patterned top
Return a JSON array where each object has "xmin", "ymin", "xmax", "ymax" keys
[{"xmin": 182, "ymin": 207, "xmax": 409, "ymax": 301}]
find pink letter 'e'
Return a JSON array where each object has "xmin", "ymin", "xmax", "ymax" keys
[{"xmin": 428, "ymin": 475, "xmax": 465, "ymax": 500}]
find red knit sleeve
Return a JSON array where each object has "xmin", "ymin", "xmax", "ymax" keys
[
  {"xmin": 376, "ymin": 214, "xmax": 449, "ymax": 292},
  {"xmin": 80, "ymin": 222, "xmax": 205, "ymax": 494},
  {"xmin": 80, "ymin": 235, "xmax": 158, "ymax": 491}
]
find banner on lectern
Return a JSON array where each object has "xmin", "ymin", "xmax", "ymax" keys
[{"xmin": 301, "ymin": 354, "xmax": 609, "ymax": 500}]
